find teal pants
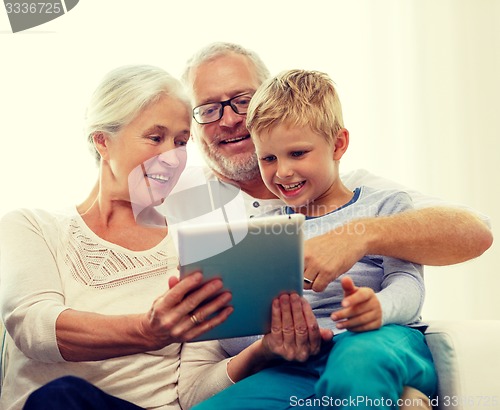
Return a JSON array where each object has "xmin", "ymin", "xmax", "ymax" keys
[{"xmin": 193, "ymin": 325, "xmax": 437, "ymax": 410}]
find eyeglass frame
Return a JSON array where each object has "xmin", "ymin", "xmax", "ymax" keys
[{"xmin": 192, "ymin": 93, "xmax": 253, "ymax": 125}]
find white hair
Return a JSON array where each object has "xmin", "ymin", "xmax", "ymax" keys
[
  {"xmin": 181, "ymin": 42, "xmax": 270, "ymax": 91},
  {"xmin": 85, "ymin": 64, "xmax": 190, "ymax": 165}
]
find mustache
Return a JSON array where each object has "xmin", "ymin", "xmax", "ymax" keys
[{"xmin": 211, "ymin": 127, "xmax": 250, "ymax": 144}]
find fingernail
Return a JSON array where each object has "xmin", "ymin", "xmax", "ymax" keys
[
  {"xmin": 280, "ymin": 294, "xmax": 290, "ymax": 304},
  {"xmin": 211, "ymin": 280, "xmax": 223, "ymax": 290}
]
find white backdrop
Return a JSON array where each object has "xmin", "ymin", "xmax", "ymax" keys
[{"xmin": 1, "ymin": 0, "xmax": 499, "ymax": 320}]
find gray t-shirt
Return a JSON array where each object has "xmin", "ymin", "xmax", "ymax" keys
[{"xmin": 220, "ymin": 186, "xmax": 425, "ymax": 356}]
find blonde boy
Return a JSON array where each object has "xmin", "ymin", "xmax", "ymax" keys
[{"xmin": 195, "ymin": 70, "xmax": 438, "ymax": 409}]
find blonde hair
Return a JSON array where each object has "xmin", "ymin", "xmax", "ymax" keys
[
  {"xmin": 85, "ymin": 64, "xmax": 190, "ymax": 165},
  {"xmin": 246, "ymin": 69, "xmax": 344, "ymax": 142}
]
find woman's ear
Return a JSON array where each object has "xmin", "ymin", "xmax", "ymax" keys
[
  {"xmin": 333, "ymin": 128, "xmax": 349, "ymax": 160},
  {"xmin": 93, "ymin": 132, "xmax": 110, "ymax": 161}
]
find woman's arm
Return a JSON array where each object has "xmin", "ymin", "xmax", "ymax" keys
[
  {"xmin": 1, "ymin": 210, "xmax": 69, "ymax": 362},
  {"xmin": 56, "ymin": 274, "xmax": 233, "ymax": 361},
  {"xmin": 0, "ymin": 210, "xmax": 232, "ymax": 362}
]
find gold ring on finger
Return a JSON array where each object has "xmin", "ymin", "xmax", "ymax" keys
[{"xmin": 190, "ymin": 314, "xmax": 201, "ymax": 326}]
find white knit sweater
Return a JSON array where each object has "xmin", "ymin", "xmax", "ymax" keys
[{"xmin": 0, "ymin": 208, "xmax": 229, "ymax": 410}]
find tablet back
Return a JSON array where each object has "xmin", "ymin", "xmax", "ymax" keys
[{"xmin": 178, "ymin": 214, "xmax": 305, "ymax": 341}]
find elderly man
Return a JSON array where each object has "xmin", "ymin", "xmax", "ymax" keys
[
  {"xmin": 177, "ymin": 41, "xmax": 492, "ymax": 409},
  {"xmin": 182, "ymin": 41, "xmax": 491, "ymax": 290}
]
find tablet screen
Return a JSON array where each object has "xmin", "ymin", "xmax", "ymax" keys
[{"xmin": 178, "ymin": 214, "xmax": 305, "ymax": 341}]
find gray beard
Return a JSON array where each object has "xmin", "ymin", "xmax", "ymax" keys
[
  {"xmin": 197, "ymin": 136, "xmax": 261, "ymax": 182},
  {"xmin": 204, "ymin": 149, "xmax": 260, "ymax": 183}
]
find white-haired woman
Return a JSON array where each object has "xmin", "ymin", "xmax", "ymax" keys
[
  {"xmin": 0, "ymin": 65, "xmax": 236, "ymax": 410},
  {"xmin": 1, "ymin": 64, "xmax": 328, "ymax": 410}
]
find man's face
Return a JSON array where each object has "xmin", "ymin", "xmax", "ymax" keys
[{"xmin": 188, "ymin": 53, "xmax": 262, "ymax": 182}]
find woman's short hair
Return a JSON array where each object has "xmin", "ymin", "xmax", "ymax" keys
[
  {"xmin": 85, "ymin": 64, "xmax": 190, "ymax": 165},
  {"xmin": 246, "ymin": 69, "xmax": 344, "ymax": 143},
  {"xmin": 181, "ymin": 42, "xmax": 270, "ymax": 91}
]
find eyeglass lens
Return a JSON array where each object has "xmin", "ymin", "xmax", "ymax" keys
[{"xmin": 193, "ymin": 94, "xmax": 252, "ymax": 124}]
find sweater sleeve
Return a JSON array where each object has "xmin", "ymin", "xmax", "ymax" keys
[
  {"xmin": 371, "ymin": 190, "xmax": 425, "ymax": 325},
  {"xmin": 0, "ymin": 209, "xmax": 68, "ymax": 362},
  {"xmin": 376, "ymin": 257, "xmax": 425, "ymax": 326},
  {"xmin": 178, "ymin": 340, "xmax": 233, "ymax": 409}
]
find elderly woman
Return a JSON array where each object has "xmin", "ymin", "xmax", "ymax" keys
[
  {"xmin": 0, "ymin": 65, "xmax": 232, "ymax": 409},
  {"xmin": 0, "ymin": 65, "xmax": 323, "ymax": 410}
]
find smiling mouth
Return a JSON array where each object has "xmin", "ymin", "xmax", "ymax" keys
[
  {"xmin": 280, "ymin": 181, "xmax": 305, "ymax": 192},
  {"xmin": 220, "ymin": 135, "xmax": 250, "ymax": 144},
  {"xmin": 146, "ymin": 174, "xmax": 171, "ymax": 184}
]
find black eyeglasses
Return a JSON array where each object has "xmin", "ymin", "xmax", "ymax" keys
[{"xmin": 192, "ymin": 93, "xmax": 253, "ymax": 124}]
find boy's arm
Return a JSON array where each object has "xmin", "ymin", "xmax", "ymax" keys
[{"xmin": 375, "ymin": 257, "xmax": 425, "ymax": 326}]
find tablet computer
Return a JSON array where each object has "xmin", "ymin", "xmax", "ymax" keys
[{"xmin": 178, "ymin": 213, "xmax": 305, "ymax": 341}]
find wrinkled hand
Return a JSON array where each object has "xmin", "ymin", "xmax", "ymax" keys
[
  {"xmin": 261, "ymin": 293, "xmax": 333, "ymax": 362},
  {"xmin": 303, "ymin": 222, "xmax": 368, "ymax": 292},
  {"xmin": 140, "ymin": 272, "xmax": 233, "ymax": 348},
  {"xmin": 331, "ymin": 276, "xmax": 382, "ymax": 332}
]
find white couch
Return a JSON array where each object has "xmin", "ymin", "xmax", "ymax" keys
[{"xmin": 424, "ymin": 320, "xmax": 500, "ymax": 410}]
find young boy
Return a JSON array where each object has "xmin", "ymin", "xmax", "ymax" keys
[{"xmin": 195, "ymin": 70, "xmax": 437, "ymax": 409}]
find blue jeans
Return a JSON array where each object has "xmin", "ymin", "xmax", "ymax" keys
[
  {"xmin": 193, "ymin": 325, "xmax": 437, "ymax": 410},
  {"xmin": 23, "ymin": 376, "xmax": 143, "ymax": 410}
]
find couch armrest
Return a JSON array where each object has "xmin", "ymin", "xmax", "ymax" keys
[{"xmin": 424, "ymin": 320, "xmax": 500, "ymax": 410}]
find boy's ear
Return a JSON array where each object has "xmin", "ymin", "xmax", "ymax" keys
[
  {"xmin": 333, "ymin": 128, "xmax": 349, "ymax": 160},
  {"xmin": 93, "ymin": 132, "xmax": 110, "ymax": 161}
]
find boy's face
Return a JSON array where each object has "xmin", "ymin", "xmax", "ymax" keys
[{"xmin": 253, "ymin": 124, "xmax": 348, "ymax": 216}]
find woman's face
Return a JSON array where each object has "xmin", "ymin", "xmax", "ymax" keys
[{"xmin": 104, "ymin": 94, "xmax": 190, "ymax": 211}]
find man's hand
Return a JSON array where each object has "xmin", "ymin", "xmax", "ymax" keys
[
  {"xmin": 303, "ymin": 221, "xmax": 369, "ymax": 292},
  {"xmin": 225, "ymin": 294, "xmax": 333, "ymax": 383},
  {"xmin": 330, "ymin": 276, "xmax": 382, "ymax": 332},
  {"xmin": 261, "ymin": 293, "xmax": 333, "ymax": 362}
]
